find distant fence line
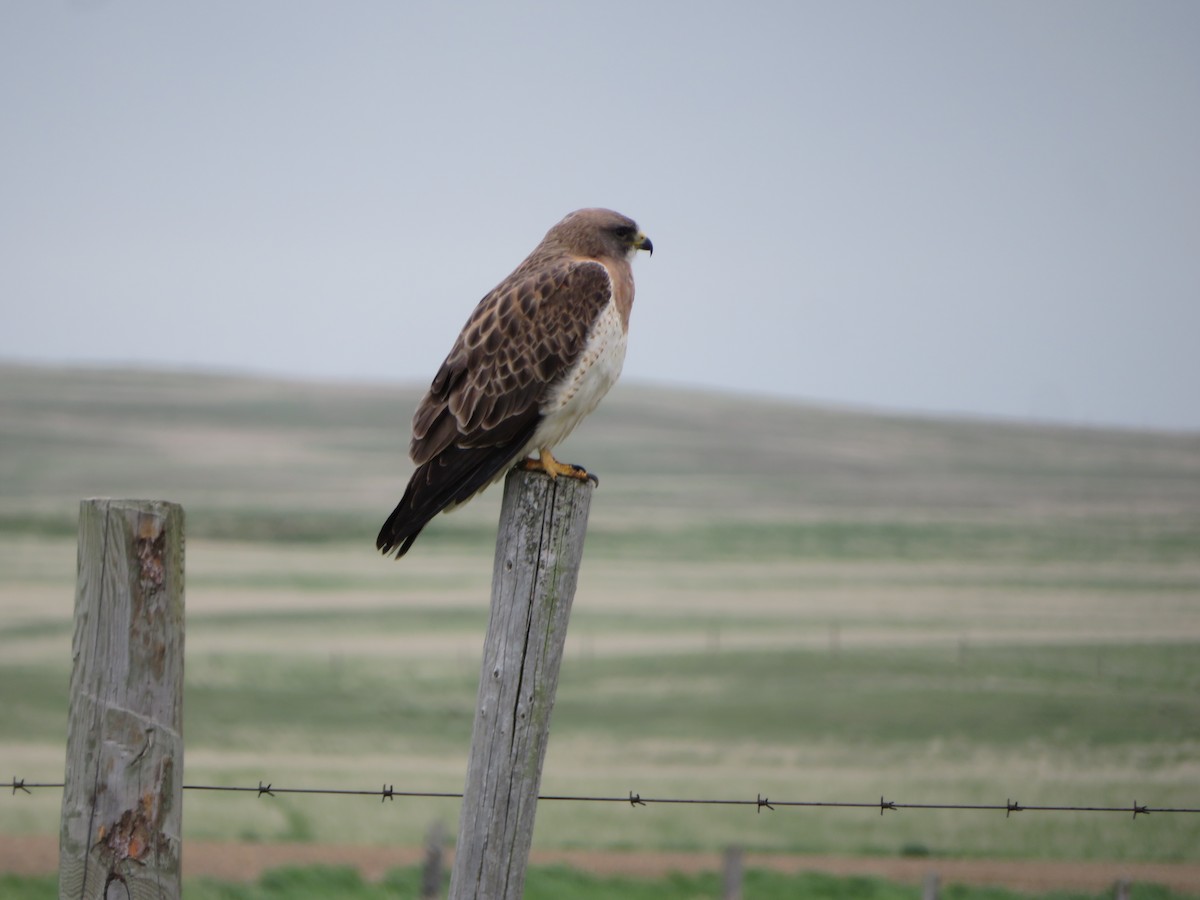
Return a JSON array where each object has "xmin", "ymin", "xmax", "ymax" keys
[{"xmin": 9, "ymin": 777, "xmax": 1198, "ymax": 817}]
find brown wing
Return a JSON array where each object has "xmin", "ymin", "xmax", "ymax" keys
[{"xmin": 376, "ymin": 259, "xmax": 613, "ymax": 557}]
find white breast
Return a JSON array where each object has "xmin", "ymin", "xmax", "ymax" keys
[{"xmin": 528, "ymin": 300, "xmax": 627, "ymax": 454}]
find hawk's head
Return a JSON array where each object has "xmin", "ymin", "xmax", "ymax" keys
[{"xmin": 549, "ymin": 208, "xmax": 653, "ymax": 261}]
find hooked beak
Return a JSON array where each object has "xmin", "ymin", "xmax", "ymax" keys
[{"xmin": 635, "ymin": 231, "xmax": 653, "ymax": 256}]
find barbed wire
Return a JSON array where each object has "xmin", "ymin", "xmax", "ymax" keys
[{"xmin": 9, "ymin": 777, "xmax": 1198, "ymax": 818}]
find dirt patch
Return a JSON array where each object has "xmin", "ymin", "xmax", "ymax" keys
[{"xmin": 4, "ymin": 835, "xmax": 1198, "ymax": 893}]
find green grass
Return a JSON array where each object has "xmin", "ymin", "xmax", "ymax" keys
[
  {"xmin": 8, "ymin": 637, "xmax": 1199, "ymax": 859},
  {"xmin": 4, "ymin": 592, "xmax": 1199, "ymax": 858},
  {"xmin": 553, "ymin": 644, "xmax": 1200, "ymax": 747},
  {"xmin": 585, "ymin": 519, "xmax": 1200, "ymax": 564},
  {"xmin": 174, "ymin": 639, "xmax": 1200, "ymax": 752},
  {"xmin": 2, "ymin": 365, "xmax": 1198, "ymax": 866},
  {"xmin": 0, "ymin": 641, "xmax": 1144, "ymax": 755},
  {"xmin": 4, "ymin": 510, "xmax": 1194, "ymax": 563},
  {"xmin": 8, "ymin": 593, "xmax": 1200, "ymax": 855},
  {"xmin": 0, "ymin": 664, "xmax": 71, "ymax": 740},
  {"xmin": 2, "ymin": 866, "xmax": 1196, "ymax": 900},
  {"xmin": 183, "ymin": 656, "xmax": 479, "ymax": 751}
]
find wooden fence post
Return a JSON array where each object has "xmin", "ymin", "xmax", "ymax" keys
[
  {"xmin": 722, "ymin": 845, "xmax": 744, "ymax": 900},
  {"xmin": 59, "ymin": 499, "xmax": 185, "ymax": 900},
  {"xmin": 448, "ymin": 469, "xmax": 593, "ymax": 900},
  {"xmin": 421, "ymin": 820, "xmax": 446, "ymax": 900}
]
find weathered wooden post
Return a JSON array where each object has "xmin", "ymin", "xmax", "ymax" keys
[
  {"xmin": 59, "ymin": 499, "xmax": 185, "ymax": 900},
  {"xmin": 722, "ymin": 845, "xmax": 744, "ymax": 900},
  {"xmin": 448, "ymin": 469, "xmax": 593, "ymax": 900},
  {"xmin": 420, "ymin": 820, "xmax": 446, "ymax": 899}
]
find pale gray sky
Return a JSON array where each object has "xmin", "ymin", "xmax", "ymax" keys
[{"xmin": 3, "ymin": 2, "xmax": 1198, "ymax": 430}]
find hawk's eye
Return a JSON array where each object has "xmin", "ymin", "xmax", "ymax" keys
[{"xmin": 612, "ymin": 225, "xmax": 636, "ymax": 240}]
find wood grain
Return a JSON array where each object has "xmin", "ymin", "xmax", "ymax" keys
[{"xmin": 448, "ymin": 469, "xmax": 593, "ymax": 900}]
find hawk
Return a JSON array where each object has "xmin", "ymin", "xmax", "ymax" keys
[{"xmin": 377, "ymin": 208, "xmax": 653, "ymax": 558}]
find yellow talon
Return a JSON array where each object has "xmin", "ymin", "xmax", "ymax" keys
[{"xmin": 519, "ymin": 449, "xmax": 597, "ymax": 484}]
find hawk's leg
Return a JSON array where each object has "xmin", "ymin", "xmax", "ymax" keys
[{"xmin": 519, "ymin": 448, "xmax": 599, "ymax": 486}]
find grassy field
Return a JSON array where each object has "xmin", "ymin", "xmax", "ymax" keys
[
  {"xmin": 4, "ymin": 864, "xmax": 1199, "ymax": 900},
  {"xmin": 1, "ymin": 363, "xmax": 1198, "ymax": 866}
]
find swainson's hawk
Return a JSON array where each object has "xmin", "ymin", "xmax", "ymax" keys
[{"xmin": 377, "ymin": 208, "xmax": 653, "ymax": 558}]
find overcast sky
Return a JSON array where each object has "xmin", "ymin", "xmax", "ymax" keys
[{"xmin": 2, "ymin": 2, "xmax": 1198, "ymax": 430}]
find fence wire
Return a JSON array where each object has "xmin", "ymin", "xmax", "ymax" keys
[{"xmin": 9, "ymin": 778, "xmax": 1198, "ymax": 818}]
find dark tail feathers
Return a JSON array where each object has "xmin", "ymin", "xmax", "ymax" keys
[{"xmin": 376, "ymin": 438, "xmax": 532, "ymax": 559}]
